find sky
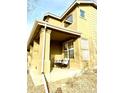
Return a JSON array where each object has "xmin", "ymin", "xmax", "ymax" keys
[{"xmin": 27, "ymin": 0, "xmax": 75, "ymax": 35}]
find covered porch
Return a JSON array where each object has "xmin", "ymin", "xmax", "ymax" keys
[
  {"xmin": 27, "ymin": 21, "xmax": 82, "ymax": 76},
  {"xmin": 50, "ymin": 28, "xmax": 80, "ymax": 71}
]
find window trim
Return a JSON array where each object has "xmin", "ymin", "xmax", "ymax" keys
[
  {"xmin": 81, "ymin": 38, "xmax": 90, "ymax": 61},
  {"xmin": 63, "ymin": 40, "xmax": 74, "ymax": 59}
]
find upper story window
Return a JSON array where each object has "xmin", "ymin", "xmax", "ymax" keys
[
  {"xmin": 80, "ymin": 9, "xmax": 85, "ymax": 17},
  {"xmin": 64, "ymin": 14, "xmax": 73, "ymax": 27},
  {"xmin": 65, "ymin": 14, "xmax": 73, "ymax": 23}
]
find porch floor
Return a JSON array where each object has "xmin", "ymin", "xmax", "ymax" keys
[{"xmin": 45, "ymin": 68, "xmax": 82, "ymax": 83}]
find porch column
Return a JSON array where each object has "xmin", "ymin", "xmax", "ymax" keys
[
  {"xmin": 38, "ymin": 28, "xmax": 45, "ymax": 74},
  {"xmin": 29, "ymin": 45, "xmax": 33, "ymax": 69},
  {"xmin": 44, "ymin": 29, "xmax": 52, "ymax": 74},
  {"xmin": 73, "ymin": 37, "xmax": 82, "ymax": 69},
  {"xmin": 77, "ymin": 37, "xmax": 82, "ymax": 68},
  {"xmin": 30, "ymin": 41, "xmax": 39, "ymax": 74}
]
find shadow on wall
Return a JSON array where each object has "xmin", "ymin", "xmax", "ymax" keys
[{"xmin": 50, "ymin": 40, "xmax": 63, "ymax": 71}]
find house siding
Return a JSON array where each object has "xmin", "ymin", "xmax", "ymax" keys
[
  {"xmin": 62, "ymin": 7, "xmax": 78, "ymax": 31},
  {"xmin": 48, "ymin": 18, "xmax": 62, "ymax": 27},
  {"xmin": 46, "ymin": 7, "xmax": 78, "ymax": 31},
  {"xmin": 29, "ymin": 41, "xmax": 40, "ymax": 74},
  {"xmin": 77, "ymin": 6, "xmax": 97, "ymax": 70},
  {"xmin": 50, "ymin": 41, "xmax": 62, "ymax": 69}
]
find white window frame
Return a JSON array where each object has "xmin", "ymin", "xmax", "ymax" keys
[
  {"xmin": 81, "ymin": 38, "xmax": 90, "ymax": 61},
  {"xmin": 63, "ymin": 40, "xmax": 74, "ymax": 59}
]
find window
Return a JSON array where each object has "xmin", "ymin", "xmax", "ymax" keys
[
  {"xmin": 64, "ymin": 15, "xmax": 73, "ymax": 27},
  {"xmin": 64, "ymin": 43, "xmax": 69, "ymax": 58},
  {"xmin": 64, "ymin": 50, "xmax": 69, "ymax": 58},
  {"xmin": 69, "ymin": 49, "xmax": 74, "ymax": 58},
  {"xmin": 68, "ymin": 41, "xmax": 74, "ymax": 58},
  {"xmin": 80, "ymin": 9, "xmax": 85, "ymax": 17},
  {"xmin": 81, "ymin": 39, "xmax": 89, "ymax": 49},
  {"xmin": 82, "ymin": 50, "xmax": 90, "ymax": 61},
  {"xmin": 66, "ymin": 15, "xmax": 73, "ymax": 23},
  {"xmin": 81, "ymin": 39, "xmax": 90, "ymax": 61},
  {"xmin": 63, "ymin": 40, "xmax": 74, "ymax": 58}
]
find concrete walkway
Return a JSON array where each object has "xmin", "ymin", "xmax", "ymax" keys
[
  {"xmin": 29, "ymin": 68, "xmax": 82, "ymax": 86},
  {"xmin": 46, "ymin": 68, "xmax": 82, "ymax": 82}
]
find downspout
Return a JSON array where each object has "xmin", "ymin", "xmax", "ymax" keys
[{"xmin": 41, "ymin": 23, "xmax": 49, "ymax": 93}]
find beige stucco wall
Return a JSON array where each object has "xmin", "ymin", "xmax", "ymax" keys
[
  {"xmin": 46, "ymin": 7, "xmax": 78, "ymax": 31},
  {"xmin": 28, "ymin": 41, "xmax": 39, "ymax": 74},
  {"xmin": 62, "ymin": 7, "xmax": 78, "ymax": 31},
  {"xmin": 77, "ymin": 6, "xmax": 96, "ymax": 38},
  {"xmin": 28, "ymin": 46, "xmax": 32, "ymax": 69},
  {"xmin": 50, "ymin": 41, "xmax": 62, "ymax": 69},
  {"xmin": 48, "ymin": 18, "xmax": 62, "ymax": 27},
  {"xmin": 70, "ymin": 38, "xmax": 82, "ymax": 69},
  {"xmin": 77, "ymin": 6, "xmax": 97, "ymax": 70}
]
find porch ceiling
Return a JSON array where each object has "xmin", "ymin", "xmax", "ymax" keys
[{"xmin": 51, "ymin": 30, "xmax": 79, "ymax": 41}]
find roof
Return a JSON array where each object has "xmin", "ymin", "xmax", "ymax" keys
[{"xmin": 43, "ymin": 0, "xmax": 97, "ymax": 21}]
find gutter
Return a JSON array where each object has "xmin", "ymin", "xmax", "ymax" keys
[{"xmin": 41, "ymin": 23, "xmax": 49, "ymax": 93}]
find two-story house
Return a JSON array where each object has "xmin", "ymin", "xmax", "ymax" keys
[{"xmin": 27, "ymin": 0, "xmax": 97, "ymax": 86}]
